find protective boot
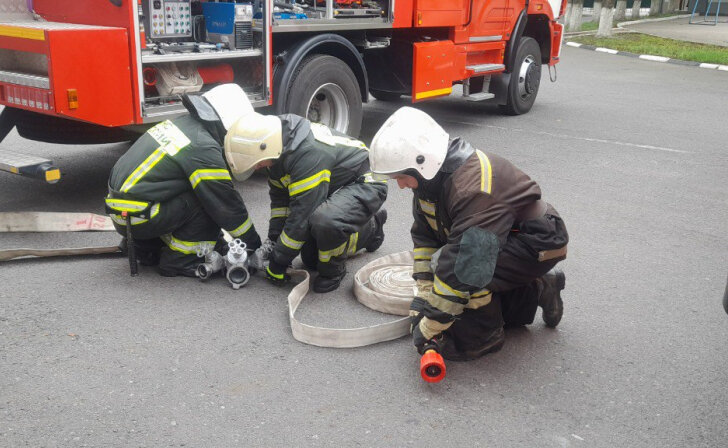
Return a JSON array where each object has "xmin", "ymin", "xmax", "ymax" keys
[
  {"xmin": 538, "ymin": 268, "xmax": 566, "ymax": 328},
  {"xmin": 365, "ymin": 209, "xmax": 387, "ymax": 252},
  {"xmin": 313, "ymin": 269, "xmax": 346, "ymax": 293},
  {"xmin": 438, "ymin": 327, "xmax": 505, "ymax": 362}
]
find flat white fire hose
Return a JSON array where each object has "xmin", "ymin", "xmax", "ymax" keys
[
  {"xmin": 287, "ymin": 251, "xmax": 415, "ymax": 348},
  {"xmin": 0, "ymin": 212, "xmax": 121, "ymax": 261},
  {"xmin": 1, "ymin": 211, "xmax": 414, "ymax": 347}
]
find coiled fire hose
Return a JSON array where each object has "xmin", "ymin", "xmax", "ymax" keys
[
  {"xmin": 286, "ymin": 250, "xmax": 446, "ymax": 382},
  {"xmin": 0, "ymin": 214, "xmax": 445, "ymax": 381}
]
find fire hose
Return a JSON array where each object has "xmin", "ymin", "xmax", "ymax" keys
[
  {"xmin": 285, "ymin": 250, "xmax": 446, "ymax": 382},
  {"xmin": 0, "ymin": 213, "xmax": 445, "ymax": 381}
]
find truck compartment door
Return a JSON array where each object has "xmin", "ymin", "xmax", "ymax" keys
[
  {"xmin": 414, "ymin": 0, "xmax": 469, "ymax": 27},
  {"xmin": 412, "ymin": 41, "xmax": 455, "ymax": 102}
]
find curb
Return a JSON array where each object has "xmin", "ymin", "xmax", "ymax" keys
[
  {"xmin": 616, "ymin": 14, "xmax": 689, "ymax": 28},
  {"xmin": 565, "ymin": 41, "xmax": 728, "ymax": 71}
]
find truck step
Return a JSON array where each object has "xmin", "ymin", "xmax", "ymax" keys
[
  {"xmin": 464, "ymin": 92, "xmax": 495, "ymax": 102},
  {"xmin": 0, "ymin": 149, "xmax": 60, "ymax": 183},
  {"xmin": 466, "ymin": 63, "xmax": 505, "ymax": 74}
]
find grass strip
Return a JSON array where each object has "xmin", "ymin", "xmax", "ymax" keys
[{"xmin": 569, "ymin": 33, "xmax": 728, "ymax": 65}]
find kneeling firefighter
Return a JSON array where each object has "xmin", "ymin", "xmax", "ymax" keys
[
  {"xmin": 105, "ymin": 84, "xmax": 262, "ymax": 277},
  {"xmin": 224, "ymin": 112, "xmax": 388, "ymax": 292},
  {"xmin": 369, "ymin": 107, "xmax": 569, "ymax": 361}
]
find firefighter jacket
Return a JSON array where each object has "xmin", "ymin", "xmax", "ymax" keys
[
  {"xmin": 107, "ymin": 115, "xmax": 260, "ymax": 249},
  {"xmin": 266, "ymin": 114, "xmax": 374, "ymax": 267},
  {"xmin": 411, "ymin": 138, "xmax": 553, "ymax": 340}
]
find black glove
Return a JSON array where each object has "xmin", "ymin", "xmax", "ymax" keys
[
  {"xmin": 245, "ymin": 232, "xmax": 262, "ymax": 252},
  {"xmin": 412, "ymin": 324, "xmax": 442, "ymax": 355},
  {"xmin": 265, "ymin": 259, "xmax": 289, "ymax": 284}
]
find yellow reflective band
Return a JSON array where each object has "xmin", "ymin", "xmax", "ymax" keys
[
  {"xmin": 423, "ymin": 291, "xmax": 466, "ymax": 316},
  {"xmin": 413, "ymin": 260, "xmax": 432, "ymax": 274},
  {"xmin": 110, "ymin": 214, "xmax": 148, "ymax": 226},
  {"xmin": 150, "ymin": 203, "xmax": 161, "ymax": 219},
  {"xmin": 414, "ymin": 87, "xmax": 452, "ymax": 101},
  {"xmin": 161, "ymin": 234, "xmax": 215, "ymax": 255},
  {"xmin": 347, "ymin": 232, "xmax": 359, "ymax": 256},
  {"xmin": 425, "ymin": 216, "xmax": 439, "ymax": 232},
  {"xmin": 418, "ymin": 199, "xmax": 436, "ymax": 216},
  {"xmin": 280, "ymin": 174, "xmax": 291, "ymax": 187},
  {"xmin": 476, "ymin": 150, "xmax": 493, "ymax": 194},
  {"xmin": 363, "ymin": 172, "xmax": 388, "ymax": 183},
  {"xmin": 288, "ymin": 170, "xmax": 331, "ymax": 196},
  {"xmin": 0, "ymin": 25, "xmax": 46, "ymax": 41},
  {"xmin": 104, "ymin": 198, "xmax": 150, "ymax": 212},
  {"xmin": 433, "ymin": 275, "xmax": 469, "ymax": 299},
  {"xmin": 147, "ymin": 120, "xmax": 191, "ymax": 156},
  {"xmin": 319, "ymin": 241, "xmax": 347, "ymax": 263},
  {"xmin": 270, "ymin": 207, "xmax": 290, "ymax": 219},
  {"xmin": 267, "ymin": 266, "xmax": 285, "ymax": 280},
  {"xmin": 189, "ymin": 168, "xmax": 232, "ymax": 189},
  {"xmin": 280, "ymin": 231, "xmax": 304, "ymax": 250},
  {"xmin": 419, "ymin": 316, "xmax": 454, "ymax": 340},
  {"xmin": 120, "ymin": 148, "xmax": 166, "ymax": 193},
  {"xmin": 466, "ymin": 291, "xmax": 493, "ymax": 309},
  {"xmin": 414, "ymin": 247, "xmax": 437, "ymax": 260},
  {"xmin": 229, "ymin": 217, "xmax": 253, "ymax": 238},
  {"xmin": 269, "ymin": 178, "xmax": 284, "ymax": 189}
]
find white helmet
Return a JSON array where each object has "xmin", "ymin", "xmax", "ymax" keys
[
  {"xmin": 369, "ymin": 107, "xmax": 448, "ymax": 180},
  {"xmin": 202, "ymin": 84, "xmax": 254, "ymax": 130},
  {"xmin": 224, "ymin": 112, "xmax": 283, "ymax": 181}
]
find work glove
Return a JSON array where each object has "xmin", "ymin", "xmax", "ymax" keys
[
  {"xmin": 265, "ymin": 259, "xmax": 290, "ymax": 285},
  {"xmin": 409, "ymin": 279, "xmax": 433, "ymax": 332},
  {"xmin": 412, "ymin": 323, "xmax": 442, "ymax": 355}
]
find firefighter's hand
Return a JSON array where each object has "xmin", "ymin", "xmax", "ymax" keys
[
  {"xmin": 412, "ymin": 323, "xmax": 441, "ymax": 355},
  {"xmin": 265, "ymin": 259, "xmax": 290, "ymax": 285},
  {"xmin": 409, "ymin": 296, "xmax": 427, "ymax": 334}
]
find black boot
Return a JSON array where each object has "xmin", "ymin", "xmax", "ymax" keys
[
  {"xmin": 313, "ymin": 270, "xmax": 346, "ymax": 293},
  {"xmin": 438, "ymin": 327, "xmax": 505, "ymax": 362},
  {"xmin": 538, "ymin": 268, "xmax": 566, "ymax": 328},
  {"xmin": 365, "ymin": 209, "xmax": 387, "ymax": 252}
]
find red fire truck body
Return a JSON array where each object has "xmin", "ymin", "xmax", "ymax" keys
[{"xmin": 0, "ymin": 0, "xmax": 564, "ymax": 180}]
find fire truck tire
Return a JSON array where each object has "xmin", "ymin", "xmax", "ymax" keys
[
  {"xmin": 501, "ymin": 37, "xmax": 541, "ymax": 116},
  {"xmin": 369, "ymin": 90, "xmax": 401, "ymax": 102},
  {"xmin": 13, "ymin": 109, "xmax": 139, "ymax": 145},
  {"xmin": 285, "ymin": 54, "xmax": 363, "ymax": 137}
]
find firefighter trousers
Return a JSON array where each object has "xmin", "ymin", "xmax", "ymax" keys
[
  {"xmin": 299, "ymin": 180, "xmax": 388, "ymax": 277},
  {"xmin": 111, "ymin": 191, "xmax": 220, "ymax": 276},
  {"xmin": 445, "ymin": 205, "xmax": 568, "ymax": 352}
]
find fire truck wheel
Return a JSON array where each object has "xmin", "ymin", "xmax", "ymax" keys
[
  {"xmin": 286, "ymin": 54, "xmax": 363, "ymax": 137},
  {"xmin": 501, "ymin": 37, "xmax": 541, "ymax": 116},
  {"xmin": 369, "ymin": 89, "xmax": 401, "ymax": 102}
]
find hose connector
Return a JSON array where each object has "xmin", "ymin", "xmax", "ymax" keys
[{"xmin": 224, "ymin": 239, "xmax": 250, "ymax": 290}]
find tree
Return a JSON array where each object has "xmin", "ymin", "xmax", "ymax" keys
[
  {"xmin": 593, "ymin": 1, "xmax": 603, "ymax": 22},
  {"xmin": 650, "ymin": 0, "xmax": 661, "ymax": 15},
  {"xmin": 568, "ymin": 0, "xmax": 585, "ymax": 31},
  {"xmin": 615, "ymin": 0, "xmax": 628, "ymax": 20},
  {"xmin": 597, "ymin": 0, "xmax": 617, "ymax": 36},
  {"xmin": 631, "ymin": 0, "xmax": 642, "ymax": 19}
]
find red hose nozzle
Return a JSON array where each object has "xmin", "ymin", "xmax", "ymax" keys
[{"xmin": 420, "ymin": 349, "xmax": 446, "ymax": 383}]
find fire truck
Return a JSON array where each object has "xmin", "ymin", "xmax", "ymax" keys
[{"xmin": 0, "ymin": 0, "xmax": 564, "ymax": 182}]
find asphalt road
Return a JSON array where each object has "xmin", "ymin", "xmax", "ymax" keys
[{"xmin": 1, "ymin": 48, "xmax": 727, "ymax": 447}]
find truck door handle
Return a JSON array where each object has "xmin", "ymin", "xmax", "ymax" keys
[{"xmin": 109, "ymin": 0, "xmax": 122, "ymax": 6}]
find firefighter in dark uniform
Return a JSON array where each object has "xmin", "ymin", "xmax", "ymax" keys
[
  {"xmin": 105, "ymin": 84, "xmax": 262, "ymax": 277},
  {"xmin": 369, "ymin": 107, "xmax": 569, "ymax": 361},
  {"xmin": 223, "ymin": 112, "xmax": 388, "ymax": 293}
]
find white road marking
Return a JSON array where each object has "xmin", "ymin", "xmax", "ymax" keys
[
  {"xmin": 639, "ymin": 55, "xmax": 670, "ymax": 62},
  {"xmin": 366, "ymin": 108, "xmax": 691, "ymax": 154},
  {"xmin": 699, "ymin": 63, "xmax": 719, "ymax": 69},
  {"xmin": 595, "ymin": 47, "xmax": 618, "ymax": 54},
  {"xmin": 566, "ymin": 42, "xmax": 582, "ymax": 48}
]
